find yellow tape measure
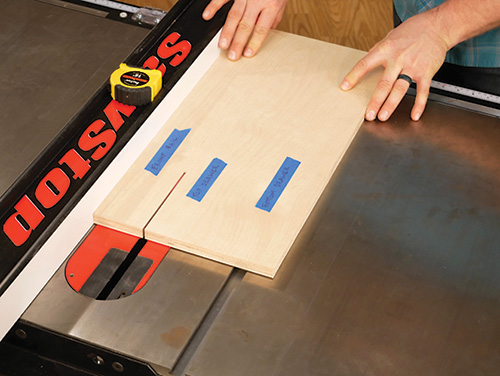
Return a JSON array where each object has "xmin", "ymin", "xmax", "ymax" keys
[{"xmin": 110, "ymin": 63, "xmax": 162, "ymax": 106}]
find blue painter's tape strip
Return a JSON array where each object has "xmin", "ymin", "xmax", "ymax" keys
[
  {"xmin": 256, "ymin": 157, "xmax": 301, "ymax": 212},
  {"xmin": 187, "ymin": 158, "xmax": 227, "ymax": 202},
  {"xmin": 145, "ymin": 128, "xmax": 191, "ymax": 176}
]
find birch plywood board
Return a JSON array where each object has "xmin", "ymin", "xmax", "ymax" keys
[{"xmin": 94, "ymin": 31, "xmax": 381, "ymax": 277}]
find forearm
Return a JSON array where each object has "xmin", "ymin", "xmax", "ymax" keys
[{"xmin": 430, "ymin": 0, "xmax": 500, "ymax": 49}]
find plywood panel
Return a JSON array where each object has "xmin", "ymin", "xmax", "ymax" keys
[{"xmin": 95, "ymin": 30, "xmax": 381, "ymax": 277}]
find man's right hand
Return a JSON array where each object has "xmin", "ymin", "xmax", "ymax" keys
[{"xmin": 202, "ymin": 0, "xmax": 289, "ymax": 61}]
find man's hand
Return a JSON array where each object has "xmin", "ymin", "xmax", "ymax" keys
[
  {"xmin": 341, "ymin": 9, "xmax": 449, "ymax": 122},
  {"xmin": 203, "ymin": 0, "xmax": 288, "ymax": 61}
]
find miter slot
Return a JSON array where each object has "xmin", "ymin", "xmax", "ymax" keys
[{"xmin": 169, "ymin": 268, "xmax": 246, "ymax": 376}]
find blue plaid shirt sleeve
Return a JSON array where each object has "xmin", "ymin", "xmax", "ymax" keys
[{"xmin": 393, "ymin": 0, "xmax": 500, "ymax": 67}]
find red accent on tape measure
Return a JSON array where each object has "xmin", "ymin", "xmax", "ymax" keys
[{"xmin": 122, "ymin": 74, "xmax": 149, "ymax": 83}]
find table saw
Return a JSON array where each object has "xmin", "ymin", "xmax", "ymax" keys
[{"xmin": 1, "ymin": 1, "xmax": 500, "ymax": 375}]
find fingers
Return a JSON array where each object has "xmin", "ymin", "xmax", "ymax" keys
[
  {"xmin": 218, "ymin": 0, "xmax": 248, "ymax": 55},
  {"xmin": 376, "ymin": 75, "xmax": 412, "ymax": 121},
  {"xmin": 342, "ymin": 49, "xmax": 430, "ymax": 122},
  {"xmin": 204, "ymin": 0, "xmax": 287, "ymax": 61},
  {"xmin": 411, "ymin": 79, "xmax": 430, "ymax": 121},
  {"xmin": 341, "ymin": 52, "xmax": 384, "ymax": 92},
  {"xmin": 243, "ymin": 8, "xmax": 277, "ymax": 57},
  {"xmin": 202, "ymin": 0, "xmax": 231, "ymax": 21},
  {"xmin": 227, "ymin": 6, "xmax": 262, "ymax": 60},
  {"xmin": 365, "ymin": 74, "xmax": 431, "ymax": 122},
  {"xmin": 364, "ymin": 68, "xmax": 402, "ymax": 121},
  {"xmin": 340, "ymin": 11, "xmax": 449, "ymax": 123}
]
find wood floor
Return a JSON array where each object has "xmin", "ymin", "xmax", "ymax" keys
[{"xmin": 126, "ymin": 0, "xmax": 393, "ymax": 51}]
